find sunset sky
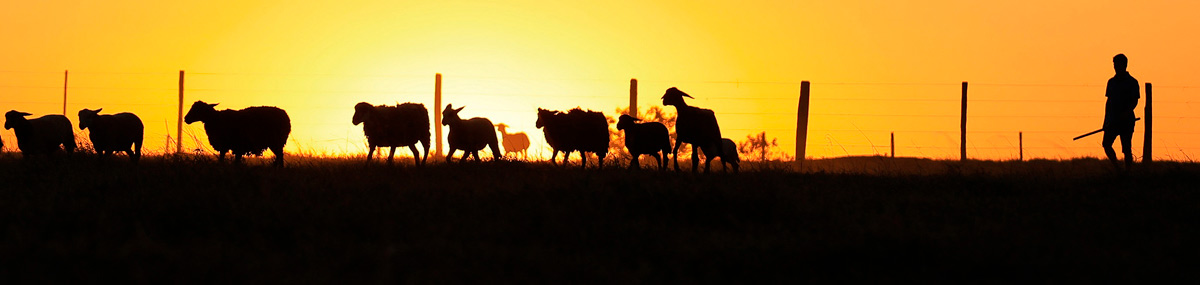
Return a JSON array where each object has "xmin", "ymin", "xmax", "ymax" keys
[{"xmin": 2, "ymin": 0, "xmax": 1198, "ymax": 160}]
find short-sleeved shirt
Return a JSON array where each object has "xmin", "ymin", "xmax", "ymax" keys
[{"xmin": 1104, "ymin": 71, "xmax": 1139, "ymax": 132}]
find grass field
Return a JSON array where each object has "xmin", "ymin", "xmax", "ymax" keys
[{"xmin": 1, "ymin": 153, "xmax": 1197, "ymax": 283}]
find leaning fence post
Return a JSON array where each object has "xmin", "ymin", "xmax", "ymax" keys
[
  {"xmin": 795, "ymin": 81, "xmax": 811, "ymax": 162},
  {"xmin": 62, "ymin": 70, "xmax": 69, "ymax": 115},
  {"xmin": 1019, "ymin": 131, "xmax": 1023, "ymax": 161}
]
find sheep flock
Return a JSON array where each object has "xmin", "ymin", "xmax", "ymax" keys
[{"xmin": 3, "ymin": 87, "xmax": 754, "ymax": 172}]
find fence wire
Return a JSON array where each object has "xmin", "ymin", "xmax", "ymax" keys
[{"xmin": 1, "ymin": 70, "xmax": 1197, "ymax": 162}]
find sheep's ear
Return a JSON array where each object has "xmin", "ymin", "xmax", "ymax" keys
[
  {"xmin": 209, "ymin": 103, "xmax": 219, "ymax": 107},
  {"xmin": 17, "ymin": 111, "xmax": 31, "ymax": 117},
  {"xmin": 456, "ymin": 106, "xmax": 465, "ymax": 112},
  {"xmin": 632, "ymin": 117, "xmax": 642, "ymax": 122},
  {"xmin": 95, "ymin": 108, "xmax": 103, "ymax": 113},
  {"xmin": 445, "ymin": 104, "xmax": 453, "ymax": 111}
]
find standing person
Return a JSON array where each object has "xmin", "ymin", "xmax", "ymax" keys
[{"xmin": 1103, "ymin": 54, "xmax": 1140, "ymax": 169}]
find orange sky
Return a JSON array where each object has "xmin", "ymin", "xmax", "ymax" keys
[{"xmin": 2, "ymin": 0, "xmax": 1198, "ymax": 160}]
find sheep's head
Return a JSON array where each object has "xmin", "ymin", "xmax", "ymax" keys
[
  {"xmin": 535, "ymin": 108, "xmax": 556, "ymax": 129},
  {"xmin": 661, "ymin": 87, "xmax": 693, "ymax": 107},
  {"xmin": 78, "ymin": 108, "xmax": 102, "ymax": 130},
  {"xmin": 184, "ymin": 101, "xmax": 218, "ymax": 124},
  {"xmin": 441, "ymin": 104, "xmax": 464, "ymax": 126},
  {"xmin": 4, "ymin": 110, "xmax": 32, "ymax": 130},
  {"xmin": 352, "ymin": 102, "xmax": 374, "ymax": 126},
  {"xmin": 616, "ymin": 114, "xmax": 640, "ymax": 131},
  {"xmin": 495, "ymin": 123, "xmax": 508, "ymax": 133}
]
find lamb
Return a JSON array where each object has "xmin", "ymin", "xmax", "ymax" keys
[
  {"xmin": 184, "ymin": 101, "xmax": 291, "ymax": 166},
  {"xmin": 441, "ymin": 104, "xmax": 501, "ymax": 162},
  {"xmin": 698, "ymin": 138, "xmax": 740, "ymax": 173},
  {"xmin": 616, "ymin": 114, "xmax": 671, "ymax": 170},
  {"xmin": 662, "ymin": 87, "xmax": 723, "ymax": 173},
  {"xmin": 535, "ymin": 108, "xmax": 609, "ymax": 168},
  {"xmin": 495, "ymin": 123, "xmax": 530, "ymax": 159},
  {"xmin": 4, "ymin": 110, "xmax": 76, "ymax": 157},
  {"xmin": 353, "ymin": 102, "xmax": 431, "ymax": 165},
  {"xmin": 77, "ymin": 108, "xmax": 144, "ymax": 162}
]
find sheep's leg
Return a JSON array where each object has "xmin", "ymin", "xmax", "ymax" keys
[
  {"xmin": 580, "ymin": 152, "xmax": 588, "ymax": 169},
  {"xmin": 133, "ymin": 139, "xmax": 142, "ymax": 163},
  {"xmin": 271, "ymin": 146, "xmax": 285, "ymax": 167},
  {"xmin": 598, "ymin": 153, "xmax": 605, "ymax": 169},
  {"xmin": 218, "ymin": 150, "xmax": 227, "ymax": 162},
  {"xmin": 651, "ymin": 153, "xmax": 664, "ymax": 170},
  {"xmin": 489, "ymin": 143, "xmax": 501, "ymax": 161},
  {"xmin": 629, "ymin": 154, "xmax": 640, "ymax": 169},
  {"xmin": 692, "ymin": 145, "xmax": 704, "ymax": 173},
  {"xmin": 386, "ymin": 146, "xmax": 397, "ymax": 164},
  {"xmin": 672, "ymin": 142, "xmax": 683, "ymax": 172},
  {"xmin": 366, "ymin": 146, "xmax": 375, "ymax": 161},
  {"xmin": 446, "ymin": 149, "xmax": 457, "ymax": 162},
  {"xmin": 419, "ymin": 140, "xmax": 430, "ymax": 166},
  {"xmin": 408, "ymin": 144, "xmax": 421, "ymax": 166},
  {"xmin": 550, "ymin": 150, "xmax": 559, "ymax": 164}
]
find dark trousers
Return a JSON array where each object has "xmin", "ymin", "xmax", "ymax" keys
[{"xmin": 1102, "ymin": 129, "xmax": 1134, "ymax": 168}]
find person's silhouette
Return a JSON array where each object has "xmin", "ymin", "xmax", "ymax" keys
[{"xmin": 1102, "ymin": 54, "xmax": 1140, "ymax": 169}]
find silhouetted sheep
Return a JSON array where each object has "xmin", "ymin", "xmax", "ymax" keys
[
  {"xmin": 441, "ymin": 104, "xmax": 500, "ymax": 162},
  {"xmin": 4, "ymin": 110, "xmax": 76, "ymax": 157},
  {"xmin": 353, "ymin": 102, "xmax": 430, "ymax": 165},
  {"xmin": 536, "ymin": 108, "xmax": 609, "ymax": 168},
  {"xmin": 184, "ymin": 101, "xmax": 291, "ymax": 166},
  {"xmin": 616, "ymin": 114, "xmax": 671, "ymax": 170},
  {"xmin": 662, "ymin": 87, "xmax": 723, "ymax": 173},
  {"xmin": 699, "ymin": 138, "xmax": 739, "ymax": 173},
  {"xmin": 77, "ymin": 108, "xmax": 144, "ymax": 162},
  {"xmin": 536, "ymin": 108, "xmax": 573, "ymax": 164},
  {"xmin": 495, "ymin": 123, "xmax": 530, "ymax": 159}
]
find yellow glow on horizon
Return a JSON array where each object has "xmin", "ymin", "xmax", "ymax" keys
[{"xmin": 2, "ymin": 1, "xmax": 1199, "ymax": 161}]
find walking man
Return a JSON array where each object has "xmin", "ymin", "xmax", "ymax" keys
[{"xmin": 1103, "ymin": 54, "xmax": 1140, "ymax": 169}]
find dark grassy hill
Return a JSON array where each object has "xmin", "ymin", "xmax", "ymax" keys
[{"xmin": 1, "ymin": 154, "xmax": 1197, "ymax": 283}]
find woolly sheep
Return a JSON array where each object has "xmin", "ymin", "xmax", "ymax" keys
[
  {"xmin": 662, "ymin": 87, "xmax": 723, "ymax": 173},
  {"xmin": 699, "ymin": 138, "xmax": 739, "ymax": 173},
  {"xmin": 4, "ymin": 110, "xmax": 76, "ymax": 157},
  {"xmin": 616, "ymin": 114, "xmax": 671, "ymax": 170},
  {"xmin": 353, "ymin": 102, "xmax": 431, "ymax": 165},
  {"xmin": 495, "ymin": 123, "xmax": 530, "ymax": 159},
  {"xmin": 536, "ymin": 108, "xmax": 574, "ymax": 164},
  {"xmin": 184, "ymin": 101, "xmax": 291, "ymax": 166},
  {"xmin": 441, "ymin": 104, "xmax": 500, "ymax": 162},
  {"xmin": 78, "ymin": 108, "xmax": 144, "ymax": 162},
  {"xmin": 536, "ymin": 108, "xmax": 610, "ymax": 168}
]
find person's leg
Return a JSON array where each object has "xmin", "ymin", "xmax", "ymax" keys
[
  {"xmin": 1102, "ymin": 131, "xmax": 1119, "ymax": 168},
  {"xmin": 1120, "ymin": 130, "xmax": 1134, "ymax": 169}
]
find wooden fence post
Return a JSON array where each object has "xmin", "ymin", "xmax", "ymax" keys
[
  {"xmin": 1019, "ymin": 132, "xmax": 1023, "ymax": 161},
  {"xmin": 62, "ymin": 70, "xmax": 68, "ymax": 115},
  {"xmin": 434, "ymin": 73, "xmax": 443, "ymax": 158},
  {"xmin": 890, "ymin": 132, "xmax": 895, "ymax": 158},
  {"xmin": 1143, "ymin": 82, "xmax": 1152, "ymax": 163},
  {"xmin": 961, "ymin": 81, "xmax": 968, "ymax": 161},
  {"xmin": 795, "ymin": 81, "xmax": 811, "ymax": 162},
  {"xmin": 177, "ymin": 70, "xmax": 184, "ymax": 154},
  {"xmin": 629, "ymin": 78, "xmax": 638, "ymax": 117}
]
